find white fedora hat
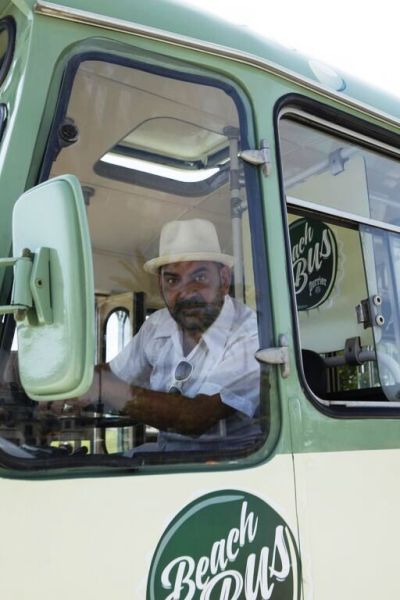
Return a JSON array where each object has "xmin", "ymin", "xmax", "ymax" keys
[{"xmin": 144, "ymin": 219, "xmax": 234, "ymax": 274}]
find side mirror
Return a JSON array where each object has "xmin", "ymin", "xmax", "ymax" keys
[{"xmin": 0, "ymin": 175, "xmax": 95, "ymax": 400}]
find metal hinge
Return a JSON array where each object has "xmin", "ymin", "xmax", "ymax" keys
[
  {"xmin": 255, "ymin": 334, "xmax": 290, "ymax": 378},
  {"xmin": 238, "ymin": 139, "xmax": 272, "ymax": 176},
  {"xmin": 0, "ymin": 247, "xmax": 52, "ymax": 323},
  {"xmin": 355, "ymin": 294, "xmax": 385, "ymax": 329}
]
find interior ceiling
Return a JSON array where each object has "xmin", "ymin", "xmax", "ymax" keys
[
  {"xmin": 49, "ymin": 60, "xmax": 241, "ymax": 298},
  {"xmin": 120, "ymin": 118, "xmax": 228, "ymax": 162}
]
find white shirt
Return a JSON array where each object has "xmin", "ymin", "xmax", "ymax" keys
[{"xmin": 110, "ymin": 295, "xmax": 260, "ymax": 450}]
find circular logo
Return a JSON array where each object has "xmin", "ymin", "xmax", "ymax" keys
[
  {"xmin": 147, "ymin": 490, "xmax": 301, "ymax": 600},
  {"xmin": 289, "ymin": 217, "xmax": 337, "ymax": 310}
]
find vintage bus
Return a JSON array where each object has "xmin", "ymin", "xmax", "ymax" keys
[{"xmin": 0, "ymin": 0, "xmax": 400, "ymax": 598}]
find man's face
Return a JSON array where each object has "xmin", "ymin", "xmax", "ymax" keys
[{"xmin": 159, "ymin": 261, "xmax": 231, "ymax": 334}]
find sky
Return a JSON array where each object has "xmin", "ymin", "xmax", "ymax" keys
[{"xmin": 183, "ymin": 0, "xmax": 400, "ymax": 99}]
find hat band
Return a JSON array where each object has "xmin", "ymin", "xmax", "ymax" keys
[{"xmin": 144, "ymin": 251, "xmax": 234, "ymax": 274}]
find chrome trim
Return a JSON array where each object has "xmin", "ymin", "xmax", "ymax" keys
[
  {"xmin": 305, "ymin": 382, "xmax": 400, "ymax": 409},
  {"xmin": 298, "ymin": 394, "xmax": 400, "ymax": 409},
  {"xmin": 34, "ymin": 1, "xmax": 400, "ymax": 131},
  {"xmin": 328, "ymin": 401, "xmax": 400, "ymax": 408},
  {"xmin": 286, "ymin": 196, "xmax": 400, "ymax": 235}
]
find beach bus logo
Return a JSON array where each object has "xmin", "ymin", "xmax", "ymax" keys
[
  {"xmin": 147, "ymin": 490, "xmax": 301, "ymax": 600},
  {"xmin": 289, "ymin": 217, "xmax": 337, "ymax": 310}
]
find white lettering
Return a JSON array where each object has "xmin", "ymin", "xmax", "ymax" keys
[
  {"xmin": 245, "ymin": 548, "xmax": 275, "ymax": 600},
  {"xmin": 291, "ymin": 222, "xmax": 313, "ymax": 263},
  {"xmin": 309, "ymin": 277, "xmax": 327, "ymax": 295},
  {"xmin": 305, "ymin": 221, "xmax": 313, "ymax": 243},
  {"xmin": 291, "ymin": 223, "xmax": 335, "ymax": 301},
  {"xmin": 320, "ymin": 228, "xmax": 332, "ymax": 259},
  {"xmin": 195, "ymin": 556, "xmax": 210, "ymax": 590},
  {"xmin": 307, "ymin": 243, "xmax": 322, "ymax": 273},
  {"xmin": 159, "ymin": 504, "xmax": 293, "ymax": 600},
  {"xmin": 210, "ymin": 539, "xmax": 228, "ymax": 574},
  {"xmin": 293, "ymin": 258, "xmax": 308, "ymax": 294},
  {"xmin": 226, "ymin": 527, "xmax": 240, "ymax": 562},
  {"xmin": 269, "ymin": 526, "xmax": 291, "ymax": 581},
  {"xmin": 239, "ymin": 501, "xmax": 258, "ymax": 546},
  {"xmin": 200, "ymin": 571, "xmax": 243, "ymax": 600},
  {"xmin": 161, "ymin": 556, "xmax": 196, "ymax": 600}
]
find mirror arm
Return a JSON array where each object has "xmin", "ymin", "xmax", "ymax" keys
[{"xmin": 0, "ymin": 247, "xmax": 53, "ymax": 324}]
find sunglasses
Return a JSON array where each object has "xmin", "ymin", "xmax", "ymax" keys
[{"xmin": 168, "ymin": 360, "xmax": 193, "ymax": 394}]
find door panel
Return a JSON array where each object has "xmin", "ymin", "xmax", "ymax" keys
[{"xmin": 294, "ymin": 449, "xmax": 400, "ymax": 599}]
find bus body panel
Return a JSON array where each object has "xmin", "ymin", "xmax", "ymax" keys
[
  {"xmin": 0, "ymin": 1, "xmax": 399, "ymax": 599},
  {"xmin": 295, "ymin": 448, "xmax": 400, "ymax": 599},
  {"xmin": 0, "ymin": 456, "xmax": 298, "ymax": 598}
]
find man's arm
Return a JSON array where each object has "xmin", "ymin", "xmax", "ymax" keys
[
  {"xmin": 44, "ymin": 363, "xmax": 234, "ymax": 435},
  {"xmin": 99, "ymin": 364, "xmax": 234, "ymax": 436}
]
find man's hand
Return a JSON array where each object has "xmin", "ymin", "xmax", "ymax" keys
[
  {"xmin": 35, "ymin": 365, "xmax": 103, "ymax": 418},
  {"xmin": 35, "ymin": 397, "xmax": 94, "ymax": 418}
]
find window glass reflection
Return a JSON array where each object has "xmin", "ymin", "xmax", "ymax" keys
[{"xmin": 105, "ymin": 308, "xmax": 131, "ymax": 362}]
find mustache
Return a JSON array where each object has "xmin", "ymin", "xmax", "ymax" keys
[
  {"xmin": 169, "ymin": 294, "xmax": 224, "ymax": 332},
  {"xmin": 174, "ymin": 298, "xmax": 208, "ymax": 311}
]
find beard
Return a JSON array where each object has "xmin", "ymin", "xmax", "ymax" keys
[{"xmin": 169, "ymin": 292, "xmax": 225, "ymax": 333}]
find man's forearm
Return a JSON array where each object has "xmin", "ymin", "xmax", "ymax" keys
[
  {"xmin": 87, "ymin": 365, "xmax": 234, "ymax": 436},
  {"xmin": 122, "ymin": 387, "xmax": 233, "ymax": 436}
]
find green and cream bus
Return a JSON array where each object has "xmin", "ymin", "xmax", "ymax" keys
[{"xmin": 0, "ymin": 1, "xmax": 400, "ymax": 598}]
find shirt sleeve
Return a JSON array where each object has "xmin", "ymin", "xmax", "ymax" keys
[
  {"xmin": 109, "ymin": 321, "xmax": 152, "ymax": 386},
  {"xmin": 200, "ymin": 329, "xmax": 260, "ymax": 418}
]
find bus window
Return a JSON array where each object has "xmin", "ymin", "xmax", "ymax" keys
[
  {"xmin": 0, "ymin": 55, "xmax": 269, "ymax": 467},
  {"xmin": 279, "ymin": 113, "xmax": 400, "ymax": 407},
  {"xmin": 104, "ymin": 308, "xmax": 131, "ymax": 363}
]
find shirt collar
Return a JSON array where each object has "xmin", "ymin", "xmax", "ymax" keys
[
  {"xmin": 154, "ymin": 308, "xmax": 179, "ymax": 339},
  {"xmin": 200, "ymin": 295, "xmax": 234, "ymax": 353}
]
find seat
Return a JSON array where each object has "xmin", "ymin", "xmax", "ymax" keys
[{"xmin": 301, "ymin": 349, "xmax": 328, "ymax": 397}]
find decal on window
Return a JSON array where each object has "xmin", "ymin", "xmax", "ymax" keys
[{"xmin": 290, "ymin": 217, "xmax": 337, "ymax": 310}]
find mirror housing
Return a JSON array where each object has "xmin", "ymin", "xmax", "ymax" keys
[{"xmin": 9, "ymin": 175, "xmax": 94, "ymax": 400}]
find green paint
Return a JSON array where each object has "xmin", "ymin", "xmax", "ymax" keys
[
  {"xmin": 13, "ymin": 176, "xmax": 94, "ymax": 400},
  {"xmin": 10, "ymin": 0, "xmax": 399, "ymax": 123},
  {"xmin": 147, "ymin": 490, "xmax": 301, "ymax": 600}
]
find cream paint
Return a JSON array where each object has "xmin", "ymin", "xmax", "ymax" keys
[
  {"xmin": 0, "ymin": 455, "xmax": 298, "ymax": 599},
  {"xmin": 294, "ymin": 448, "xmax": 400, "ymax": 599}
]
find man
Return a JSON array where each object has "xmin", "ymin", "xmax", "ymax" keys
[{"xmin": 87, "ymin": 219, "xmax": 260, "ymax": 451}]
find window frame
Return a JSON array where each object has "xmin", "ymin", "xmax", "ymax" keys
[
  {"xmin": 0, "ymin": 16, "xmax": 15, "ymax": 87},
  {"xmin": 103, "ymin": 306, "xmax": 131, "ymax": 363},
  {"xmin": 0, "ymin": 104, "xmax": 7, "ymax": 142},
  {"xmin": 40, "ymin": 49, "xmax": 273, "ymax": 342},
  {"xmin": 0, "ymin": 46, "xmax": 276, "ymax": 474},
  {"xmin": 275, "ymin": 94, "xmax": 400, "ymax": 417}
]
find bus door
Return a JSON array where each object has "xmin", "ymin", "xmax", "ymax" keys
[{"xmin": 277, "ymin": 106, "xmax": 400, "ymax": 598}]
